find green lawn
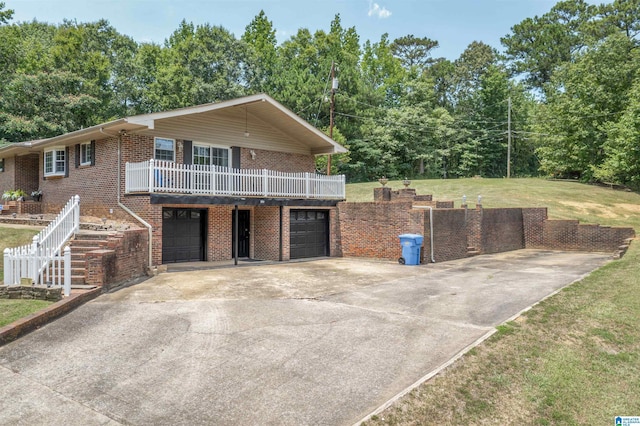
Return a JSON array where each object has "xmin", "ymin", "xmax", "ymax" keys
[
  {"xmin": 0, "ymin": 225, "xmax": 51, "ymax": 328},
  {"xmin": 347, "ymin": 177, "xmax": 640, "ymax": 231},
  {"xmin": 0, "ymin": 226, "xmax": 41, "ymax": 280},
  {"xmin": 0, "ymin": 299, "xmax": 53, "ymax": 328},
  {"xmin": 353, "ymin": 178, "xmax": 640, "ymax": 425}
]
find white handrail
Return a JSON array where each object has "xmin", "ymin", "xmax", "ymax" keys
[
  {"xmin": 125, "ymin": 160, "xmax": 346, "ymax": 200},
  {"xmin": 3, "ymin": 195, "xmax": 79, "ymax": 293}
]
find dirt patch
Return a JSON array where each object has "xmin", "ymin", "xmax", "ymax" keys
[
  {"xmin": 558, "ymin": 201, "xmax": 619, "ymax": 219},
  {"xmin": 614, "ymin": 203, "xmax": 640, "ymax": 213}
]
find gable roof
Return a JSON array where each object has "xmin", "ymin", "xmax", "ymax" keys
[{"xmin": 0, "ymin": 94, "xmax": 347, "ymax": 156}]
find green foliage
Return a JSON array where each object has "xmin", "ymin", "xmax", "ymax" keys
[
  {"xmin": 1, "ymin": 2, "xmax": 638, "ymax": 185},
  {"xmin": 0, "ymin": 1, "xmax": 13, "ymax": 25}
]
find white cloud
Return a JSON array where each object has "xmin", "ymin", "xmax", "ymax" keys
[{"xmin": 368, "ymin": 1, "xmax": 392, "ymax": 19}]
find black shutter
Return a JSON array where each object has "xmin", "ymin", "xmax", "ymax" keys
[
  {"xmin": 90, "ymin": 140, "xmax": 96, "ymax": 166},
  {"xmin": 75, "ymin": 144, "xmax": 80, "ymax": 168},
  {"xmin": 183, "ymin": 140, "xmax": 192, "ymax": 165},
  {"xmin": 65, "ymin": 147, "xmax": 70, "ymax": 177},
  {"xmin": 232, "ymin": 146, "xmax": 241, "ymax": 169}
]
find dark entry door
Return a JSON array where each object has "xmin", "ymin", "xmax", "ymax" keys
[
  {"xmin": 290, "ymin": 210, "xmax": 329, "ymax": 259},
  {"xmin": 162, "ymin": 208, "xmax": 206, "ymax": 263},
  {"xmin": 232, "ymin": 210, "xmax": 251, "ymax": 258}
]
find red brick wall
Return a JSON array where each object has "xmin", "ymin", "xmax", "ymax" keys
[
  {"xmin": 425, "ymin": 209, "xmax": 468, "ymax": 262},
  {"xmin": 15, "ymin": 154, "xmax": 40, "ymax": 195},
  {"xmin": 540, "ymin": 220, "xmax": 635, "ymax": 252},
  {"xmin": 0, "ymin": 156, "xmax": 16, "ymax": 194},
  {"xmin": 41, "ymin": 137, "xmax": 121, "ymax": 218},
  {"xmin": 337, "ymin": 202, "xmax": 635, "ymax": 264},
  {"xmin": 481, "ymin": 208, "xmax": 525, "ymax": 254},
  {"xmin": 240, "ymin": 148, "xmax": 315, "ymax": 173},
  {"xmin": 207, "ymin": 205, "xmax": 234, "ymax": 261},
  {"xmin": 16, "ymin": 200, "xmax": 42, "ymax": 215},
  {"xmin": 523, "ymin": 208, "xmax": 548, "ymax": 248},
  {"xmin": 338, "ymin": 201, "xmax": 424, "ymax": 260},
  {"xmin": 254, "ymin": 206, "xmax": 280, "ymax": 260},
  {"xmin": 85, "ymin": 229, "xmax": 149, "ymax": 289}
]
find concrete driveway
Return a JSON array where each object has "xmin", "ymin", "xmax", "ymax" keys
[{"xmin": 0, "ymin": 250, "xmax": 610, "ymax": 425}]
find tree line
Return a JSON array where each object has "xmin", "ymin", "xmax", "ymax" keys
[{"xmin": 0, "ymin": 1, "xmax": 639, "ymax": 186}]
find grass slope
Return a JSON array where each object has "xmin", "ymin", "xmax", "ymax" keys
[
  {"xmin": 347, "ymin": 177, "xmax": 640, "ymax": 230},
  {"xmin": 352, "ymin": 178, "xmax": 640, "ymax": 425}
]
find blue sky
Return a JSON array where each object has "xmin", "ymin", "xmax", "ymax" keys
[{"xmin": 7, "ymin": 0, "xmax": 571, "ymax": 60}]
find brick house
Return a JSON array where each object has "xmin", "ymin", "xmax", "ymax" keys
[{"xmin": 0, "ymin": 93, "xmax": 347, "ymax": 268}]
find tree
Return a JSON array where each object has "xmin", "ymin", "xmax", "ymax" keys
[
  {"xmin": 145, "ymin": 21, "xmax": 251, "ymax": 110},
  {"xmin": 0, "ymin": 2, "xmax": 13, "ymax": 25},
  {"xmin": 242, "ymin": 10, "xmax": 278, "ymax": 93},
  {"xmin": 594, "ymin": 77, "xmax": 640, "ymax": 188},
  {"xmin": 391, "ymin": 34, "xmax": 439, "ymax": 70},
  {"xmin": 0, "ymin": 71, "xmax": 100, "ymax": 141},
  {"xmin": 535, "ymin": 33, "xmax": 637, "ymax": 180},
  {"xmin": 501, "ymin": 0, "xmax": 596, "ymax": 90}
]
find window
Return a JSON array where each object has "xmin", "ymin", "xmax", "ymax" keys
[
  {"xmin": 193, "ymin": 144, "xmax": 229, "ymax": 167},
  {"xmin": 44, "ymin": 148, "xmax": 66, "ymax": 176},
  {"xmin": 193, "ymin": 145, "xmax": 211, "ymax": 165},
  {"xmin": 211, "ymin": 147, "xmax": 229, "ymax": 167},
  {"xmin": 80, "ymin": 142, "xmax": 93, "ymax": 166},
  {"xmin": 155, "ymin": 137, "xmax": 175, "ymax": 161}
]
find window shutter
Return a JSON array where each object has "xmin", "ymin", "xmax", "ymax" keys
[
  {"xmin": 90, "ymin": 140, "xmax": 96, "ymax": 166},
  {"xmin": 75, "ymin": 144, "xmax": 80, "ymax": 168},
  {"xmin": 65, "ymin": 146, "xmax": 70, "ymax": 177},
  {"xmin": 183, "ymin": 140, "xmax": 192, "ymax": 165},
  {"xmin": 232, "ymin": 147, "xmax": 241, "ymax": 169}
]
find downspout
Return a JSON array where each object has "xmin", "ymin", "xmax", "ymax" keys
[
  {"xmin": 413, "ymin": 206, "xmax": 436, "ymax": 263},
  {"xmin": 278, "ymin": 205, "xmax": 283, "ymax": 262},
  {"xmin": 110, "ymin": 128, "xmax": 153, "ymax": 268}
]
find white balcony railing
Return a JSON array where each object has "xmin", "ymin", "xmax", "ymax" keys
[{"xmin": 125, "ymin": 159, "xmax": 346, "ymax": 200}]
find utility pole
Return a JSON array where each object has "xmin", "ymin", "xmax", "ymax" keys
[
  {"xmin": 507, "ymin": 96, "xmax": 512, "ymax": 179},
  {"xmin": 327, "ymin": 61, "xmax": 337, "ymax": 175}
]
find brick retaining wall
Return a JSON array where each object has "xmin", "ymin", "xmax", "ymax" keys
[
  {"xmin": 338, "ymin": 196, "xmax": 635, "ymax": 263},
  {"xmin": 85, "ymin": 229, "xmax": 149, "ymax": 289}
]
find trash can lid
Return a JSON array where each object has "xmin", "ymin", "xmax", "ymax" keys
[{"xmin": 398, "ymin": 233, "xmax": 423, "ymax": 239}]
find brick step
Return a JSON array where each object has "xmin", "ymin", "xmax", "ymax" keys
[
  {"xmin": 467, "ymin": 247, "xmax": 481, "ymax": 257},
  {"xmin": 70, "ymin": 259, "xmax": 85, "ymax": 268},
  {"xmin": 75, "ymin": 231, "xmax": 115, "ymax": 240},
  {"xmin": 71, "ymin": 239, "xmax": 108, "ymax": 248},
  {"xmin": 70, "ymin": 245, "xmax": 103, "ymax": 253},
  {"xmin": 71, "ymin": 274, "xmax": 86, "ymax": 285}
]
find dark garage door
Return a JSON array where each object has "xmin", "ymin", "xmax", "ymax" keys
[
  {"xmin": 162, "ymin": 208, "xmax": 206, "ymax": 263},
  {"xmin": 290, "ymin": 210, "xmax": 329, "ymax": 259}
]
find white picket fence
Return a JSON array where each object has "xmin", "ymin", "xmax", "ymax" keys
[
  {"xmin": 3, "ymin": 195, "xmax": 80, "ymax": 296},
  {"xmin": 125, "ymin": 159, "xmax": 346, "ymax": 199}
]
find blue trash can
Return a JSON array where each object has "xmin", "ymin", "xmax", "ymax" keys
[{"xmin": 398, "ymin": 234, "xmax": 424, "ymax": 265}]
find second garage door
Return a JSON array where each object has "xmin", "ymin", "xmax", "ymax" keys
[{"xmin": 290, "ymin": 210, "xmax": 329, "ymax": 259}]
